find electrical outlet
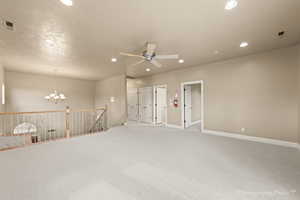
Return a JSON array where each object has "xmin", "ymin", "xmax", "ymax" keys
[{"xmin": 241, "ymin": 128, "xmax": 246, "ymax": 132}]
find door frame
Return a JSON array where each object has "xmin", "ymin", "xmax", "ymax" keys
[
  {"xmin": 153, "ymin": 85, "xmax": 168, "ymax": 125},
  {"xmin": 181, "ymin": 80, "xmax": 204, "ymax": 131}
]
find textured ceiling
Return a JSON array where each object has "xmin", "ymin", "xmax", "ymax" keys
[{"xmin": 0, "ymin": 0, "xmax": 299, "ymax": 80}]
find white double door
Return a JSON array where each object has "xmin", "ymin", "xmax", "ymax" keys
[
  {"xmin": 128, "ymin": 86, "xmax": 167, "ymax": 124},
  {"xmin": 138, "ymin": 87, "xmax": 153, "ymax": 123}
]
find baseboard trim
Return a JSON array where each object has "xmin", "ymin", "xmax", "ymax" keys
[
  {"xmin": 191, "ymin": 120, "xmax": 201, "ymax": 126},
  {"xmin": 203, "ymin": 129, "xmax": 299, "ymax": 149},
  {"xmin": 166, "ymin": 124, "xmax": 184, "ymax": 129}
]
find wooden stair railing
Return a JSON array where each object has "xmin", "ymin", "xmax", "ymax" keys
[
  {"xmin": 0, "ymin": 106, "xmax": 108, "ymax": 151},
  {"xmin": 88, "ymin": 109, "xmax": 106, "ymax": 133}
]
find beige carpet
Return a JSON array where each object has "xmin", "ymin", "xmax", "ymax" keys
[{"xmin": 0, "ymin": 125, "xmax": 299, "ymax": 200}]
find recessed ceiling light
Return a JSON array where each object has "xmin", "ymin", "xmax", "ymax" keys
[
  {"xmin": 225, "ymin": 0, "xmax": 238, "ymax": 10},
  {"xmin": 214, "ymin": 50, "xmax": 219, "ymax": 54},
  {"xmin": 111, "ymin": 58, "xmax": 117, "ymax": 62},
  {"xmin": 240, "ymin": 42, "xmax": 249, "ymax": 48},
  {"xmin": 179, "ymin": 59, "xmax": 184, "ymax": 63},
  {"xmin": 60, "ymin": 0, "xmax": 73, "ymax": 6},
  {"xmin": 146, "ymin": 68, "xmax": 151, "ymax": 72}
]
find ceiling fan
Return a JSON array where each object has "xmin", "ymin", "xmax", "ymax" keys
[{"xmin": 120, "ymin": 43, "xmax": 179, "ymax": 68}]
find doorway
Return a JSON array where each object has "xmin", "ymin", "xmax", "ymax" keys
[
  {"xmin": 153, "ymin": 85, "xmax": 167, "ymax": 125},
  {"xmin": 181, "ymin": 81, "xmax": 204, "ymax": 131}
]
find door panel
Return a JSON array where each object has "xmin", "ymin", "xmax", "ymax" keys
[
  {"xmin": 155, "ymin": 87, "xmax": 167, "ymax": 124},
  {"xmin": 184, "ymin": 85, "xmax": 192, "ymax": 127},
  {"xmin": 127, "ymin": 88, "xmax": 138, "ymax": 121},
  {"xmin": 139, "ymin": 87, "xmax": 153, "ymax": 123}
]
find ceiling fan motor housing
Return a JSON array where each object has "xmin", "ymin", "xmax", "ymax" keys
[{"xmin": 143, "ymin": 51, "xmax": 156, "ymax": 61}]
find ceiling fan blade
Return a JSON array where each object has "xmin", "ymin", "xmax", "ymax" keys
[
  {"xmin": 120, "ymin": 52, "xmax": 144, "ymax": 58},
  {"xmin": 130, "ymin": 59, "xmax": 145, "ymax": 67},
  {"xmin": 146, "ymin": 43, "xmax": 156, "ymax": 56},
  {"xmin": 155, "ymin": 54, "xmax": 179, "ymax": 59},
  {"xmin": 150, "ymin": 59, "xmax": 162, "ymax": 68}
]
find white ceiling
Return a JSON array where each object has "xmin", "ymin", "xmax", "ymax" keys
[{"xmin": 0, "ymin": 0, "xmax": 299, "ymax": 80}]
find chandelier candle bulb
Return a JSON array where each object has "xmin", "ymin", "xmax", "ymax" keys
[
  {"xmin": 60, "ymin": 0, "xmax": 73, "ymax": 6},
  {"xmin": 45, "ymin": 90, "xmax": 67, "ymax": 104},
  {"xmin": 225, "ymin": 0, "xmax": 238, "ymax": 10}
]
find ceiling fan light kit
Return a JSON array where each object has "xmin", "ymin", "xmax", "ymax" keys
[{"xmin": 120, "ymin": 42, "xmax": 180, "ymax": 68}]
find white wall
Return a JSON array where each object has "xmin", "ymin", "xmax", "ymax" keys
[
  {"xmin": 5, "ymin": 71, "xmax": 96, "ymax": 112},
  {"xmin": 0, "ymin": 64, "xmax": 5, "ymax": 112},
  {"xmin": 139, "ymin": 45, "xmax": 299, "ymax": 143},
  {"xmin": 95, "ymin": 75, "xmax": 127, "ymax": 127},
  {"xmin": 0, "ymin": 64, "xmax": 4, "ymax": 112}
]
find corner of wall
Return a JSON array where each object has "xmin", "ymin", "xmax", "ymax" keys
[
  {"xmin": 95, "ymin": 74, "xmax": 127, "ymax": 127},
  {"xmin": 0, "ymin": 63, "xmax": 5, "ymax": 112},
  {"xmin": 297, "ymin": 44, "xmax": 300, "ymax": 145}
]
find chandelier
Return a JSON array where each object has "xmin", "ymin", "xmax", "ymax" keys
[{"xmin": 44, "ymin": 90, "xmax": 67, "ymax": 104}]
